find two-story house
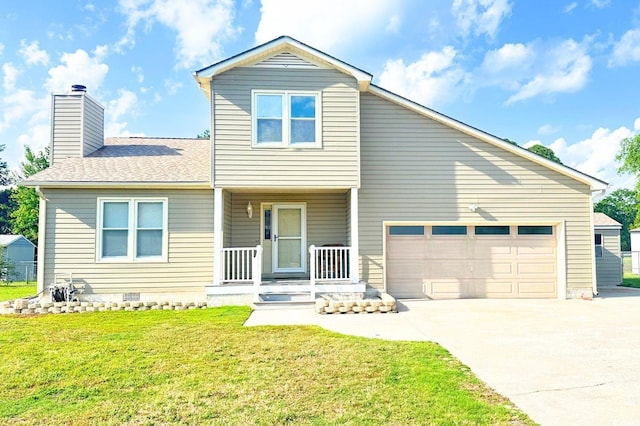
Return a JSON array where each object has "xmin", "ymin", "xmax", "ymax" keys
[{"xmin": 25, "ymin": 36, "xmax": 608, "ymax": 304}]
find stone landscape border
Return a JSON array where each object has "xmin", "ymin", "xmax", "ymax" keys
[
  {"xmin": 0, "ymin": 299, "xmax": 208, "ymax": 315},
  {"xmin": 315, "ymin": 293, "xmax": 397, "ymax": 314}
]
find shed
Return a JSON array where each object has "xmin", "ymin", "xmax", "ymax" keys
[
  {"xmin": 594, "ymin": 213, "xmax": 622, "ymax": 287},
  {"xmin": 631, "ymin": 227, "xmax": 640, "ymax": 275},
  {"xmin": 0, "ymin": 235, "xmax": 36, "ymax": 281}
]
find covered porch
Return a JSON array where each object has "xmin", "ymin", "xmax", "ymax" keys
[{"xmin": 206, "ymin": 188, "xmax": 364, "ymax": 302}]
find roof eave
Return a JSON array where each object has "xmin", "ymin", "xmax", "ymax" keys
[
  {"xmin": 367, "ymin": 85, "xmax": 609, "ymax": 192},
  {"xmin": 24, "ymin": 181, "xmax": 212, "ymax": 190}
]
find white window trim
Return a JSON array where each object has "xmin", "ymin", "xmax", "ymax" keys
[
  {"xmin": 96, "ymin": 197, "xmax": 168, "ymax": 263},
  {"xmin": 251, "ymin": 90, "xmax": 322, "ymax": 148}
]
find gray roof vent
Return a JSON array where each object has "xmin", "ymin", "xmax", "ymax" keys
[{"xmin": 70, "ymin": 84, "xmax": 87, "ymax": 92}]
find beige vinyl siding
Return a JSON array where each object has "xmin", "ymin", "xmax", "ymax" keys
[
  {"xmin": 595, "ymin": 228, "xmax": 622, "ymax": 286},
  {"xmin": 359, "ymin": 92, "xmax": 594, "ymax": 294},
  {"xmin": 51, "ymin": 93, "xmax": 104, "ymax": 165},
  {"xmin": 228, "ymin": 191, "xmax": 348, "ymax": 248},
  {"xmin": 81, "ymin": 95, "xmax": 104, "ymax": 156},
  {"xmin": 51, "ymin": 95, "xmax": 82, "ymax": 164},
  {"xmin": 212, "ymin": 66, "xmax": 359, "ymax": 188},
  {"xmin": 42, "ymin": 188, "xmax": 214, "ymax": 294}
]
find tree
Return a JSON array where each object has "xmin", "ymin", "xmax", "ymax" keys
[
  {"xmin": 527, "ymin": 144, "xmax": 562, "ymax": 164},
  {"xmin": 594, "ymin": 188, "xmax": 638, "ymax": 251},
  {"xmin": 0, "ymin": 189, "xmax": 16, "ymax": 234},
  {"xmin": 197, "ymin": 129, "xmax": 210, "ymax": 139},
  {"xmin": 10, "ymin": 146, "xmax": 49, "ymax": 244},
  {"xmin": 0, "ymin": 144, "xmax": 11, "ymax": 186},
  {"xmin": 617, "ymin": 134, "xmax": 640, "ymax": 185}
]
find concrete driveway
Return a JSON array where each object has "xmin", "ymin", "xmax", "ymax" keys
[{"xmin": 245, "ymin": 287, "xmax": 640, "ymax": 426}]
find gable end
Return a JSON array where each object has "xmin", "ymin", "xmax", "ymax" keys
[{"xmin": 252, "ymin": 52, "xmax": 322, "ymax": 69}]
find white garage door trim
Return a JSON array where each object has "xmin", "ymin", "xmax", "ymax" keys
[{"xmin": 382, "ymin": 221, "xmax": 567, "ymax": 300}]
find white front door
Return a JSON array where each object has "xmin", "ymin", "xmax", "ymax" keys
[{"xmin": 272, "ymin": 204, "xmax": 306, "ymax": 273}]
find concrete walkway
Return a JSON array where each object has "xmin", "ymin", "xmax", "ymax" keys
[{"xmin": 245, "ymin": 287, "xmax": 640, "ymax": 426}]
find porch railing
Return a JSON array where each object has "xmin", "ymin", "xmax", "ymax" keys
[
  {"xmin": 309, "ymin": 245, "xmax": 351, "ymax": 299},
  {"xmin": 221, "ymin": 246, "xmax": 262, "ymax": 285}
]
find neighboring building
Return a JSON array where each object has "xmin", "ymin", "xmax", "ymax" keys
[
  {"xmin": 593, "ymin": 213, "xmax": 622, "ymax": 288},
  {"xmin": 630, "ymin": 228, "xmax": 640, "ymax": 275},
  {"xmin": 24, "ymin": 36, "xmax": 608, "ymax": 303},
  {"xmin": 0, "ymin": 235, "xmax": 36, "ymax": 281}
]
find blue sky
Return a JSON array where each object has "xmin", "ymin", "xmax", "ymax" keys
[{"xmin": 1, "ymin": 0, "xmax": 639, "ymax": 189}]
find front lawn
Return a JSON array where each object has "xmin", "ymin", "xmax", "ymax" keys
[
  {"xmin": 0, "ymin": 307, "xmax": 532, "ymax": 425},
  {"xmin": 0, "ymin": 282, "xmax": 37, "ymax": 301}
]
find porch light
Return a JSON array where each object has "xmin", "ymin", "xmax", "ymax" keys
[
  {"xmin": 469, "ymin": 204, "xmax": 479, "ymax": 212},
  {"xmin": 247, "ymin": 202, "xmax": 253, "ymax": 219}
]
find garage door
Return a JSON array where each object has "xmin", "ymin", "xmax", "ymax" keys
[{"xmin": 386, "ymin": 224, "xmax": 557, "ymax": 299}]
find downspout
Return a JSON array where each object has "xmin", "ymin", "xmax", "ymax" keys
[
  {"xmin": 590, "ymin": 188, "xmax": 607, "ymax": 296},
  {"xmin": 35, "ymin": 186, "xmax": 47, "ymax": 296}
]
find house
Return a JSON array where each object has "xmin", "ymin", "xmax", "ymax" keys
[
  {"xmin": 24, "ymin": 36, "xmax": 608, "ymax": 304},
  {"xmin": 593, "ymin": 212, "xmax": 622, "ymax": 288},
  {"xmin": 0, "ymin": 235, "xmax": 36, "ymax": 281}
]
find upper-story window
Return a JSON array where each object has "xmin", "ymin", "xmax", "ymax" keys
[{"xmin": 252, "ymin": 90, "xmax": 321, "ymax": 148}]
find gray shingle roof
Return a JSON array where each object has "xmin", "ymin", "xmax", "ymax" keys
[
  {"xmin": 594, "ymin": 212, "xmax": 622, "ymax": 227},
  {"xmin": 25, "ymin": 137, "xmax": 210, "ymax": 186},
  {"xmin": 0, "ymin": 235, "xmax": 22, "ymax": 246}
]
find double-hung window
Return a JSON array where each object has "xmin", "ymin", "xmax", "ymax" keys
[
  {"xmin": 98, "ymin": 198, "xmax": 167, "ymax": 262},
  {"xmin": 253, "ymin": 90, "xmax": 321, "ymax": 147}
]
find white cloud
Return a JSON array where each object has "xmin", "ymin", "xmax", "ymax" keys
[
  {"xmin": 379, "ymin": 46, "xmax": 467, "ymax": 107},
  {"xmin": 609, "ymin": 29, "xmax": 640, "ymax": 67},
  {"xmin": 564, "ymin": 2, "xmax": 577, "ymax": 13},
  {"xmin": 386, "ymin": 15, "xmax": 401, "ymax": 34},
  {"xmin": 46, "ymin": 49, "xmax": 109, "ymax": 93},
  {"xmin": 635, "ymin": 118, "xmax": 640, "ymax": 131},
  {"xmin": 18, "ymin": 40, "xmax": 50, "ymax": 66},
  {"xmin": 131, "ymin": 65, "xmax": 144, "ymax": 83},
  {"xmin": 505, "ymin": 38, "xmax": 592, "ymax": 105},
  {"xmin": 0, "ymin": 43, "xmax": 4, "ymax": 56},
  {"xmin": 537, "ymin": 124, "xmax": 560, "ymax": 135},
  {"xmin": 591, "ymin": 0, "xmax": 610, "ymax": 8},
  {"xmin": 2, "ymin": 63, "xmax": 20, "ymax": 91},
  {"xmin": 0, "ymin": 91, "xmax": 49, "ymax": 167},
  {"xmin": 117, "ymin": 0, "xmax": 238, "ymax": 69},
  {"xmin": 105, "ymin": 89, "xmax": 142, "ymax": 137},
  {"xmin": 164, "ymin": 78, "xmax": 183, "ymax": 95},
  {"xmin": 451, "ymin": 0, "xmax": 512, "ymax": 39},
  {"xmin": 255, "ymin": 0, "xmax": 397, "ymax": 53},
  {"xmin": 544, "ymin": 121, "xmax": 640, "ymax": 189},
  {"xmin": 0, "ymin": 90, "xmax": 44, "ymax": 132},
  {"xmin": 481, "ymin": 42, "xmax": 534, "ymax": 74}
]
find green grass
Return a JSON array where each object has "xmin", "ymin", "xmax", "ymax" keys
[
  {"xmin": 0, "ymin": 282, "xmax": 37, "ymax": 301},
  {"xmin": 622, "ymin": 273, "xmax": 640, "ymax": 288},
  {"xmin": 0, "ymin": 307, "xmax": 532, "ymax": 425}
]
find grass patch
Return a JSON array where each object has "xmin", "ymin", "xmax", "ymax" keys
[
  {"xmin": 622, "ymin": 272, "xmax": 640, "ymax": 288},
  {"xmin": 0, "ymin": 307, "xmax": 532, "ymax": 425},
  {"xmin": 0, "ymin": 282, "xmax": 37, "ymax": 301}
]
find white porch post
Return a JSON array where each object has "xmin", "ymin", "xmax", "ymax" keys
[
  {"xmin": 213, "ymin": 188, "xmax": 223, "ymax": 286},
  {"xmin": 350, "ymin": 188, "xmax": 360, "ymax": 284}
]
